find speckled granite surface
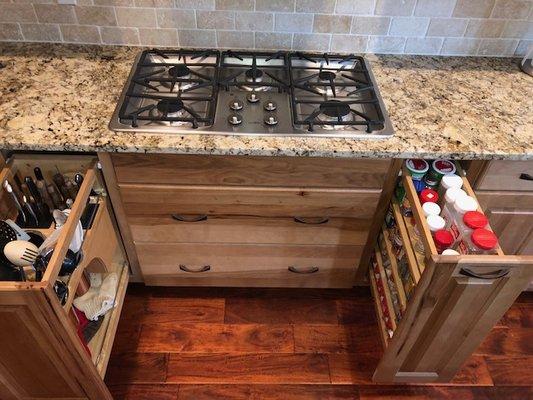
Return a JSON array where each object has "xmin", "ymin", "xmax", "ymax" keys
[{"xmin": 0, "ymin": 43, "xmax": 531, "ymax": 160}]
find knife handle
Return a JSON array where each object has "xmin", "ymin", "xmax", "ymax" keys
[{"xmin": 34, "ymin": 167, "xmax": 45, "ymax": 181}]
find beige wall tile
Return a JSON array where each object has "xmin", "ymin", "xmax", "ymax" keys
[
  {"xmin": 491, "ymin": 0, "xmax": 531, "ymax": 19},
  {"xmin": 196, "ymin": 11, "xmax": 234, "ymax": 29},
  {"xmin": 335, "ymin": 0, "xmax": 375, "ymax": 15},
  {"xmin": 116, "ymin": 7, "xmax": 156, "ymax": 27},
  {"xmin": 0, "ymin": 23, "xmax": 23, "ymax": 41},
  {"xmin": 216, "ymin": 30, "xmax": 254, "ymax": 48},
  {"xmin": 389, "ymin": 17, "xmax": 430, "ymax": 37},
  {"xmin": 441, "ymin": 37, "xmax": 482, "ymax": 55},
  {"xmin": 178, "ymin": 28, "xmax": 216, "ymax": 46},
  {"xmin": 502, "ymin": 21, "xmax": 533, "ymax": 39},
  {"xmin": 34, "ymin": 4, "xmax": 76, "ymax": 24},
  {"xmin": 478, "ymin": 38, "xmax": 519, "ymax": 55},
  {"xmin": 274, "ymin": 13, "xmax": 313, "ymax": 32},
  {"xmin": 515, "ymin": 39, "xmax": 532, "ymax": 56},
  {"xmin": 75, "ymin": 6, "xmax": 117, "ymax": 26},
  {"xmin": 351, "ymin": 16, "xmax": 390, "ymax": 35},
  {"xmin": 313, "ymin": 14, "xmax": 352, "ymax": 34},
  {"xmin": 465, "ymin": 19, "xmax": 506, "ymax": 38},
  {"xmin": 138, "ymin": 28, "xmax": 178, "ymax": 46},
  {"xmin": 134, "ymin": 0, "xmax": 174, "ymax": 7},
  {"xmin": 157, "ymin": 9, "xmax": 195, "ymax": 29},
  {"xmin": 100, "ymin": 26, "xmax": 139, "ymax": 44},
  {"xmin": 235, "ymin": 12, "xmax": 273, "ymax": 31},
  {"xmin": 367, "ymin": 36, "xmax": 405, "ymax": 53},
  {"xmin": 453, "ymin": 0, "xmax": 495, "ymax": 18},
  {"xmin": 414, "ymin": 0, "xmax": 456, "ymax": 17},
  {"xmin": 330, "ymin": 34, "xmax": 368, "ymax": 52},
  {"xmin": 61, "ymin": 24, "xmax": 101, "ymax": 43},
  {"xmin": 94, "ymin": 0, "xmax": 134, "ymax": 5},
  {"xmin": 215, "ymin": 0, "xmax": 253, "ymax": 11},
  {"xmin": 0, "ymin": 4, "xmax": 36, "ymax": 23},
  {"xmin": 292, "ymin": 33, "xmax": 331, "ymax": 51},
  {"xmin": 175, "ymin": 0, "xmax": 215, "ymax": 9},
  {"xmin": 375, "ymin": 0, "xmax": 416, "ymax": 16},
  {"xmin": 405, "ymin": 37, "xmax": 443, "ymax": 54},
  {"xmin": 427, "ymin": 17, "xmax": 468, "ymax": 37},
  {"xmin": 256, "ymin": 0, "xmax": 294, "ymax": 12},
  {"xmin": 20, "ymin": 23, "xmax": 61, "ymax": 41},
  {"xmin": 296, "ymin": 0, "xmax": 335, "ymax": 13},
  {"xmin": 255, "ymin": 31, "xmax": 292, "ymax": 49}
]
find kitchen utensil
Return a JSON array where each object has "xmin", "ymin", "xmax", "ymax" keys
[
  {"xmin": 53, "ymin": 279, "xmax": 68, "ymax": 305},
  {"xmin": 0, "ymin": 220, "xmax": 18, "ymax": 265},
  {"xmin": 22, "ymin": 195, "xmax": 38, "ymax": 227},
  {"xmin": 26, "ymin": 231, "xmax": 44, "ymax": 247},
  {"xmin": 24, "ymin": 176, "xmax": 42, "ymax": 203},
  {"xmin": 53, "ymin": 171, "xmax": 70, "ymax": 201},
  {"xmin": 65, "ymin": 179, "xmax": 78, "ymax": 199},
  {"xmin": 57, "ymin": 209, "xmax": 83, "ymax": 252},
  {"xmin": 4, "ymin": 240, "xmax": 39, "ymax": 267},
  {"xmin": 4, "ymin": 219, "xmax": 31, "ymax": 241},
  {"xmin": 3, "ymin": 181, "xmax": 27, "ymax": 225},
  {"xmin": 59, "ymin": 249, "xmax": 83, "ymax": 276},
  {"xmin": 47, "ymin": 183, "xmax": 66, "ymax": 210}
]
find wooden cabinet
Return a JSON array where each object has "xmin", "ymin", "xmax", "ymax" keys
[
  {"xmin": 370, "ymin": 163, "xmax": 533, "ymax": 383},
  {"xmin": 107, "ymin": 153, "xmax": 399, "ymax": 288},
  {"xmin": 0, "ymin": 154, "xmax": 129, "ymax": 399}
]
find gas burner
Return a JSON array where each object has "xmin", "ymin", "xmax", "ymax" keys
[
  {"xmin": 320, "ymin": 100, "xmax": 350, "ymax": 118},
  {"xmin": 169, "ymin": 65, "xmax": 191, "ymax": 78},
  {"xmin": 318, "ymin": 71, "xmax": 336, "ymax": 81},
  {"xmin": 245, "ymin": 68, "xmax": 264, "ymax": 82},
  {"xmin": 157, "ymin": 99, "xmax": 184, "ymax": 114}
]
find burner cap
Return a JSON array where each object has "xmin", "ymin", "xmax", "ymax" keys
[
  {"xmin": 157, "ymin": 99, "xmax": 184, "ymax": 114},
  {"xmin": 168, "ymin": 64, "xmax": 191, "ymax": 78},
  {"xmin": 245, "ymin": 68, "xmax": 264, "ymax": 80},
  {"xmin": 320, "ymin": 100, "xmax": 351, "ymax": 118},
  {"xmin": 318, "ymin": 71, "xmax": 336, "ymax": 81}
]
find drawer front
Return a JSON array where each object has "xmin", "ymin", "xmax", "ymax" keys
[
  {"xmin": 476, "ymin": 160, "xmax": 533, "ymax": 192},
  {"xmin": 111, "ymin": 154, "xmax": 390, "ymax": 189},
  {"xmin": 120, "ymin": 184, "xmax": 382, "ymax": 218},
  {"xmin": 129, "ymin": 215, "xmax": 372, "ymax": 246},
  {"xmin": 476, "ymin": 191, "xmax": 533, "ymax": 210},
  {"xmin": 136, "ymin": 243, "xmax": 361, "ymax": 288}
]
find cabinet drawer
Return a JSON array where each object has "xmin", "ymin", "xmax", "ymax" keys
[
  {"xmin": 128, "ymin": 215, "xmax": 372, "ymax": 246},
  {"xmin": 136, "ymin": 243, "xmax": 361, "ymax": 288},
  {"xmin": 111, "ymin": 153, "xmax": 391, "ymax": 189},
  {"xmin": 120, "ymin": 184, "xmax": 382, "ymax": 218},
  {"xmin": 476, "ymin": 160, "xmax": 533, "ymax": 192}
]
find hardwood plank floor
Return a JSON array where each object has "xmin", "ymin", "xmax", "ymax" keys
[{"xmin": 105, "ymin": 285, "xmax": 533, "ymax": 399}]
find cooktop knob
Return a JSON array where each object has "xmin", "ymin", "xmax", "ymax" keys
[
  {"xmin": 229, "ymin": 99, "xmax": 243, "ymax": 111},
  {"xmin": 264, "ymin": 101, "xmax": 277, "ymax": 111},
  {"xmin": 264, "ymin": 114, "xmax": 278, "ymax": 126},
  {"xmin": 247, "ymin": 92, "xmax": 260, "ymax": 103},
  {"xmin": 228, "ymin": 114, "xmax": 243, "ymax": 125}
]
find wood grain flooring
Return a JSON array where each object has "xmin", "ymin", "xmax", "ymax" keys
[{"xmin": 105, "ymin": 285, "xmax": 533, "ymax": 399}]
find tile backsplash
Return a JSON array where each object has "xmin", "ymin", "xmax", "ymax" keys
[{"xmin": 0, "ymin": 0, "xmax": 531, "ymax": 56}]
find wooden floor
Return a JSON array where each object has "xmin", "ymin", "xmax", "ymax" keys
[{"xmin": 105, "ymin": 284, "xmax": 533, "ymax": 399}]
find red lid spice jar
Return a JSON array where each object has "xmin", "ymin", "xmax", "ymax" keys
[
  {"xmin": 463, "ymin": 211, "xmax": 488, "ymax": 230},
  {"xmin": 457, "ymin": 228, "xmax": 499, "ymax": 254},
  {"xmin": 420, "ymin": 188, "xmax": 439, "ymax": 204},
  {"xmin": 434, "ymin": 229, "xmax": 454, "ymax": 254}
]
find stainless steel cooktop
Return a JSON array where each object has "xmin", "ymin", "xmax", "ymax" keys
[{"xmin": 109, "ymin": 49, "xmax": 394, "ymax": 139}]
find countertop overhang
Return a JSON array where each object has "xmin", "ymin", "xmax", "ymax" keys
[{"xmin": 0, "ymin": 43, "xmax": 531, "ymax": 160}]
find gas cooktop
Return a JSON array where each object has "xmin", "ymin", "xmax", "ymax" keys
[{"xmin": 109, "ymin": 49, "xmax": 394, "ymax": 139}]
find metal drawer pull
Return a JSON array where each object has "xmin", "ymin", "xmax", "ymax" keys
[
  {"xmin": 519, "ymin": 173, "xmax": 533, "ymax": 181},
  {"xmin": 459, "ymin": 268, "xmax": 509, "ymax": 280},
  {"xmin": 294, "ymin": 216, "xmax": 329, "ymax": 225},
  {"xmin": 172, "ymin": 214, "xmax": 208, "ymax": 222},
  {"xmin": 288, "ymin": 266, "xmax": 319, "ymax": 274},
  {"xmin": 179, "ymin": 264, "xmax": 211, "ymax": 273}
]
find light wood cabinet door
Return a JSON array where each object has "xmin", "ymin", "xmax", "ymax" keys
[
  {"xmin": 484, "ymin": 209, "xmax": 533, "ymax": 255},
  {"xmin": 373, "ymin": 256, "xmax": 533, "ymax": 383}
]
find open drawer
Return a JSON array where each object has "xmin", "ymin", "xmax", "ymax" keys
[
  {"xmin": 371, "ymin": 161, "xmax": 533, "ymax": 383},
  {"xmin": 0, "ymin": 153, "xmax": 128, "ymax": 399}
]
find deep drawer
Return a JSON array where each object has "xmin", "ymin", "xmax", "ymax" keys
[{"xmin": 475, "ymin": 160, "xmax": 533, "ymax": 192}]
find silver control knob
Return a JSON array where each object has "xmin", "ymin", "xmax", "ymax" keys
[
  {"xmin": 264, "ymin": 114, "xmax": 278, "ymax": 126},
  {"xmin": 229, "ymin": 99, "xmax": 243, "ymax": 111},
  {"xmin": 264, "ymin": 101, "xmax": 277, "ymax": 111},
  {"xmin": 228, "ymin": 114, "xmax": 242, "ymax": 125},
  {"xmin": 247, "ymin": 92, "xmax": 260, "ymax": 103}
]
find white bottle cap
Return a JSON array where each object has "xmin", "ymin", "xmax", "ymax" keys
[
  {"xmin": 441, "ymin": 174, "xmax": 463, "ymax": 190},
  {"xmin": 426, "ymin": 215, "xmax": 445, "ymax": 231},
  {"xmin": 445, "ymin": 187, "xmax": 467, "ymax": 204},
  {"xmin": 442, "ymin": 249, "xmax": 460, "ymax": 255},
  {"xmin": 422, "ymin": 202, "xmax": 441, "ymax": 216},
  {"xmin": 454, "ymin": 195, "xmax": 478, "ymax": 214}
]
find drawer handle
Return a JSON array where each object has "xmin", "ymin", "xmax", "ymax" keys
[
  {"xmin": 288, "ymin": 266, "xmax": 319, "ymax": 274},
  {"xmin": 294, "ymin": 216, "xmax": 329, "ymax": 225},
  {"xmin": 519, "ymin": 173, "xmax": 533, "ymax": 181},
  {"xmin": 179, "ymin": 264, "xmax": 211, "ymax": 273},
  {"xmin": 459, "ymin": 268, "xmax": 509, "ymax": 280},
  {"xmin": 172, "ymin": 214, "xmax": 208, "ymax": 222}
]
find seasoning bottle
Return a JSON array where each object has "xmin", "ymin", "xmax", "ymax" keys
[
  {"xmin": 442, "ymin": 249, "xmax": 460, "ymax": 255},
  {"xmin": 434, "ymin": 230, "xmax": 454, "ymax": 253},
  {"xmin": 422, "ymin": 202, "xmax": 441, "ymax": 217},
  {"xmin": 427, "ymin": 159, "xmax": 456, "ymax": 184},
  {"xmin": 453, "ymin": 211, "xmax": 488, "ymax": 247},
  {"xmin": 456, "ymin": 228, "xmax": 499, "ymax": 255},
  {"xmin": 420, "ymin": 188, "xmax": 439, "ymax": 204},
  {"xmin": 446, "ymin": 196, "xmax": 479, "ymax": 240},
  {"xmin": 427, "ymin": 215, "xmax": 446, "ymax": 235},
  {"xmin": 405, "ymin": 159, "xmax": 429, "ymax": 181},
  {"xmin": 438, "ymin": 173, "xmax": 463, "ymax": 199}
]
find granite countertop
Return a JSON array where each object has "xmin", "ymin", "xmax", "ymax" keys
[{"xmin": 0, "ymin": 43, "xmax": 531, "ymax": 160}]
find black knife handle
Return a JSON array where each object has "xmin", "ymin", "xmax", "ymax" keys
[
  {"xmin": 25, "ymin": 176, "xmax": 42, "ymax": 203},
  {"xmin": 34, "ymin": 167, "xmax": 44, "ymax": 181},
  {"xmin": 519, "ymin": 173, "xmax": 533, "ymax": 181}
]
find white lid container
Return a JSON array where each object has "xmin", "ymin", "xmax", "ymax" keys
[
  {"xmin": 454, "ymin": 195, "xmax": 478, "ymax": 214},
  {"xmin": 441, "ymin": 174, "xmax": 463, "ymax": 190},
  {"xmin": 442, "ymin": 249, "xmax": 460, "ymax": 255},
  {"xmin": 422, "ymin": 202, "xmax": 441, "ymax": 217},
  {"xmin": 445, "ymin": 187, "xmax": 467, "ymax": 204},
  {"xmin": 426, "ymin": 215, "xmax": 446, "ymax": 232}
]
